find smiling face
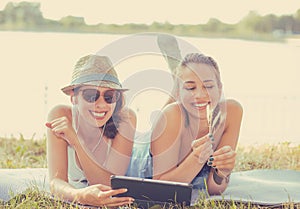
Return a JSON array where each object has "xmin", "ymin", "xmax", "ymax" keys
[
  {"xmin": 75, "ymin": 85, "xmax": 118, "ymax": 127},
  {"xmin": 178, "ymin": 63, "xmax": 221, "ymax": 119}
]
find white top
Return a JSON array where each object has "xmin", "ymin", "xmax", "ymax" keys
[
  {"xmin": 67, "ymin": 106, "xmax": 132, "ymax": 188},
  {"xmin": 67, "ymin": 146, "xmax": 88, "ymax": 188}
]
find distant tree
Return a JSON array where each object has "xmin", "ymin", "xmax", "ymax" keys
[
  {"xmin": 295, "ymin": 9, "xmax": 300, "ymax": 20},
  {"xmin": 204, "ymin": 18, "xmax": 222, "ymax": 32},
  {"xmin": 294, "ymin": 9, "xmax": 300, "ymax": 33},
  {"xmin": 254, "ymin": 14, "xmax": 278, "ymax": 33},
  {"xmin": 2, "ymin": 2, "xmax": 44, "ymax": 27},
  {"xmin": 0, "ymin": 10, "xmax": 4, "ymax": 24},
  {"xmin": 278, "ymin": 15, "xmax": 294, "ymax": 33},
  {"xmin": 59, "ymin": 16, "xmax": 86, "ymax": 28},
  {"xmin": 239, "ymin": 11, "xmax": 262, "ymax": 32},
  {"xmin": 0, "ymin": 1, "xmax": 299, "ymax": 39}
]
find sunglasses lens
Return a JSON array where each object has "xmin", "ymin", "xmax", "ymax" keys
[
  {"xmin": 82, "ymin": 89, "xmax": 100, "ymax": 103},
  {"xmin": 104, "ymin": 90, "xmax": 120, "ymax": 104}
]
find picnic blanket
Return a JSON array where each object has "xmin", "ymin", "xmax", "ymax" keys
[
  {"xmin": 1, "ymin": 168, "xmax": 299, "ymax": 206},
  {"xmin": 192, "ymin": 169, "xmax": 300, "ymax": 206},
  {"xmin": 0, "ymin": 168, "xmax": 49, "ymax": 202}
]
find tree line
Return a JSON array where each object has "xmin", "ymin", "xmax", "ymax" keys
[{"xmin": 1, "ymin": 1, "xmax": 300, "ymax": 41}]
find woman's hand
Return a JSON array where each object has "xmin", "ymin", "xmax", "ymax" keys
[
  {"xmin": 46, "ymin": 116, "xmax": 77, "ymax": 146},
  {"xmin": 191, "ymin": 134, "xmax": 214, "ymax": 164},
  {"xmin": 76, "ymin": 184, "xmax": 134, "ymax": 207},
  {"xmin": 211, "ymin": 145, "xmax": 236, "ymax": 176}
]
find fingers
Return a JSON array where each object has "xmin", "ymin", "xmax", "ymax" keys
[
  {"xmin": 105, "ymin": 198, "xmax": 134, "ymax": 207},
  {"xmin": 213, "ymin": 145, "xmax": 233, "ymax": 156},
  {"xmin": 50, "ymin": 125, "xmax": 67, "ymax": 138},
  {"xmin": 97, "ymin": 189, "xmax": 134, "ymax": 207},
  {"xmin": 191, "ymin": 135, "xmax": 210, "ymax": 149},
  {"xmin": 214, "ymin": 149, "xmax": 236, "ymax": 161},
  {"xmin": 193, "ymin": 139, "xmax": 213, "ymax": 164},
  {"xmin": 197, "ymin": 145, "xmax": 213, "ymax": 164},
  {"xmin": 193, "ymin": 138, "xmax": 212, "ymax": 153},
  {"xmin": 96, "ymin": 196, "xmax": 134, "ymax": 207},
  {"xmin": 46, "ymin": 117, "xmax": 70, "ymax": 128},
  {"xmin": 45, "ymin": 122, "xmax": 52, "ymax": 128},
  {"xmin": 212, "ymin": 156, "xmax": 235, "ymax": 166},
  {"xmin": 96, "ymin": 184, "xmax": 112, "ymax": 191},
  {"xmin": 46, "ymin": 117, "xmax": 71, "ymax": 138},
  {"xmin": 79, "ymin": 185, "xmax": 133, "ymax": 207},
  {"xmin": 47, "ymin": 117, "xmax": 69, "ymax": 129},
  {"xmin": 99, "ymin": 188, "xmax": 128, "ymax": 199},
  {"xmin": 208, "ymin": 146, "xmax": 236, "ymax": 172}
]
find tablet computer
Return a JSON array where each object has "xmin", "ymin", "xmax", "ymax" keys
[{"xmin": 111, "ymin": 175, "xmax": 192, "ymax": 208}]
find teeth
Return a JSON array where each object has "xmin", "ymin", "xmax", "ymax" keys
[
  {"xmin": 91, "ymin": 111, "xmax": 105, "ymax": 117},
  {"xmin": 194, "ymin": 103, "xmax": 207, "ymax": 107}
]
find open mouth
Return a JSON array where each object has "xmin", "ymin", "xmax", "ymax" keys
[
  {"xmin": 90, "ymin": 110, "xmax": 106, "ymax": 119},
  {"xmin": 192, "ymin": 102, "xmax": 209, "ymax": 110}
]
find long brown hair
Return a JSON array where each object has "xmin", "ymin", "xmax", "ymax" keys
[{"xmin": 104, "ymin": 93, "xmax": 124, "ymax": 139}]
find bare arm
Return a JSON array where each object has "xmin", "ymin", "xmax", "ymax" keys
[
  {"xmin": 151, "ymin": 104, "xmax": 212, "ymax": 183},
  {"xmin": 46, "ymin": 105, "xmax": 135, "ymax": 206},
  {"xmin": 47, "ymin": 106, "xmax": 136, "ymax": 185},
  {"xmin": 46, "ymin": 105, "xmax": 110, "ymax": 186},
  {"xmin": 49, "ymin": 178, "xmax": 133, "ymax": 207},
  {"xmin": 47, "ymin": 105, "xmax": 78, "ymax": 200},
  {"xmin": 207, "ymin": 99, "xmax": 243, "ymax": 194}
]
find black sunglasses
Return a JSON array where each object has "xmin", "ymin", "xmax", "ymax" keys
[{"xmin": 79, "ymin": 89, "xmax": 121, "ymax": 104}]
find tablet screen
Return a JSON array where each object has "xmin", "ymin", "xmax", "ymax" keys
[{"xmin": 111, "ymin": 175, "xmax": 192, "ymax": 208}]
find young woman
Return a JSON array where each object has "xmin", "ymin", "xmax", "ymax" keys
[
  {"xmin": 151, "ymin": 53, "xmax": 243, "ymax": 195},
  {"xmin": 46, "ymin": 54, "xmax": 136, "ymax": 207}
]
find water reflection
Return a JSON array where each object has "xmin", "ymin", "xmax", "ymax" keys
[{"xmin": 0, "ymin": 31, "xmax": 299, "ymax": 145}]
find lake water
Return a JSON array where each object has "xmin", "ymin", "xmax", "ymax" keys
[{"xmin": 0, "ymin": 31, "xmax": 299, "ymax": 145}]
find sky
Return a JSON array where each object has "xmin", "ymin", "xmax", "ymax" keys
[{"xmin": 1, "ymin": 0, "xmax": 300, "ymax": 25}]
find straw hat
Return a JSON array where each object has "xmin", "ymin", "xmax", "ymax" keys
[{"xmin": 61, "ymin": 54, "xmax": 126, "ymax": 95}]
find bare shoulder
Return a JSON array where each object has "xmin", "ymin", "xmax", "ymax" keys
[
  {"xmin": 153, "ymin": 102, "xmax": 182, "ymax": 134},
  {"xmin": 47, "ymin": 104, "xmax": 72, "ymax": 121},
  {"xmin": 127, "ymin": 107, "xmax": 137, "ymax": 121},
  {"xmin": 225, "ymin": 99, "xmax": 243, "ymax": 115},
  {"xmin": 224, "ymin": 99, "xmax": 243, "ymax": 126},
  {"xmin": 121, "ymin": 107, "xmax": 137, "ymax": 124},
  {"xmin": 162, "ymin": 102, "xmax": 182, "ymax": 120}
]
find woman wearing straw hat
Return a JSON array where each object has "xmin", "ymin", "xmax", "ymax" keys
[{"xmin": 46, "ymin": 54, "xmax": 136, "ymax": 207}]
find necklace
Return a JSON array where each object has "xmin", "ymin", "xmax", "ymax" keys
[{"xmin": 91, "ymin": 123, "xmax": 106, "ymax": 153}]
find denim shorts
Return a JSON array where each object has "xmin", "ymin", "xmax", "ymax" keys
[
  {"xmin": 126, "ymin": 131, "xmax": 211, "ymax": 188},
  {"xmin": 191, "ymin": 163, "xmax": 211, "ymax": 190},
  {"xmin": 126, "ymin": 132, "xmax": 153, "ymax": 179}
]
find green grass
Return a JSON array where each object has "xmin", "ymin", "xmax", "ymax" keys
[
  {"xmin": 235, "ymin": 141, "xmax": 300, "ymax": 171},
  {"xmin": 0, "ymin": 136, "xmax": 299, "ymax": 209},
  {"xmin": 0, "ymin": 135, "xmax": 47, "ymax": 169}
]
